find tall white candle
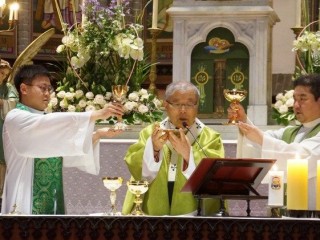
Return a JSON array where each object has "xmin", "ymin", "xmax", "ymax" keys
[
  {"xmin": 317, "ymin": 160, "xmax": 320, "ymax": 210},
  {"xmin": 296, "ymin": 0, "xmax": 301, "ymax": 27},
  {"xmin": 152, "ymin": 0, "xmax": 158, "ymax": 29},
  {"xmin": 268, "ymin": 171, "xmax": 284, "ymax": 206},
  {"xmin": 8, "ymin": 8, "xmax": 13, "ymax": 21}
]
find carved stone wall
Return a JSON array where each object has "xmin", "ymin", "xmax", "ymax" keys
[{"xmin": 168, "ymin": 0, "xmax": 279, "ymax": 125}]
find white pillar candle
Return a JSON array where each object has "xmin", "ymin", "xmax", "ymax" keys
[
  {"xmin": 287, "ymin": 159, "xmax": 308, "ymax": 210},
  {"xmin": 151, "ymin": 0, "xmax": 158, "ymax": 29},
  {"xmin": 268, "ymin": 171, "xmax": 284, "ymax": 206},
  {"xmin": 296, "ymin": 0, "xmax": 301, "ymax": 27}
]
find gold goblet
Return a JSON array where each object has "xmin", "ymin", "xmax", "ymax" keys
[
  {"xmin": 111, "ymin": 85, "xmax": 129, "ymax": 130},
  {"xmin": 102, "ymin": 176, "xmax": 123, "ymax": 215},
  {"xmin": 127, "ymin": 180, "xmax": 149, "ymax": 216},
  {"xmin": 223, "ymin": 88, "xmax": 247, "ymax": 124}
]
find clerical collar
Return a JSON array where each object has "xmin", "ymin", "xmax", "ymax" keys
[{"xmin": 302, "ymin": 118, "xmax": 320, "ymax": 129}]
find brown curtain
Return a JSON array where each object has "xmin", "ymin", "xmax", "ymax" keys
[{"xmin": 302, "ymin": 0, "xmax": 320, "ymax": 30}]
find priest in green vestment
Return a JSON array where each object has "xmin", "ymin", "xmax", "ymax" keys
[
  {"xmin": 231, "ymin": 74, "xmax": 320, "ymax": 210},
  {"xmin": 122, "ymin": 81, "xmax": 224, "ymax": 216},
  {"xmin": 2, "ymin": 64, "xmax": 124, "ymax": 214}
]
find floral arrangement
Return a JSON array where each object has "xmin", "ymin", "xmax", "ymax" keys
[
  {"xmin": 272, "ymin": 90, "xmax": 296, "ymax": 126},
  {"xmin": 50, "ymin": 0, "xmax": 163, "ymax": 124},
  {"xmin": 46, "ymin": 88, "xmax": 163, "ymax": 125},
  {"xmin": 292, "ymin": 28, "xmax": 320, "ymax": 78},
  {"xmin": 272, "ymin": 22, "xmax": 320, "ymax": 126}
]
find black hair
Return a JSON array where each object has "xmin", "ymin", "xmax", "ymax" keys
[
  {"xmin": 14, "ymin": 64, "xmax": 51, "ymax": 97},
  {"xmin": 293, "ymin": 74, "xmax": 320, "ymax": 100}
]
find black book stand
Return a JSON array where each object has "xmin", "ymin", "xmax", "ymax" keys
[{"xmin": 181, "ymin": 158, "xmax": 276, "ymax": 217}]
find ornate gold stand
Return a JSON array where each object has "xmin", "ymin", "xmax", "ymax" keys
[{"xmin": 148, "ymin": 28, "xmax": 162, "ymax": 94}]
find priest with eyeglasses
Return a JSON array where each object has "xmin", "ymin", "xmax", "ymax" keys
[{"xmin": 122, "ymin": 81, "xmax": 224, "ymax": 216}]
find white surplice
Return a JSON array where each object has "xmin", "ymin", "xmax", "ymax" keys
[
  {"xmin": 237, "ymin": 118, "xmax": 320, "ymax": 210},
  {"xmin": 2, "ymin": 108, "xmax": 100, "ymax": 214}
]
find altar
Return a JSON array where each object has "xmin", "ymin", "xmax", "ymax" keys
[
  {"xmin": 1, "ymin": 215, "xmax": 320, "ymax": 240},
  {"xmin": 62, "ymin": 137, "xmax": 271, "ymax": 216}
]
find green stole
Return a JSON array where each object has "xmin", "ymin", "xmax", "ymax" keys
[
  {"xmin": 16, "ymin": 103, "xmax": 65, "ymax": 214},
  {"xmin": 282, "ymin": 123, "xmax": 320, "ymax": 143}
]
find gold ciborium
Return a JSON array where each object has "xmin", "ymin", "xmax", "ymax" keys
[
  {"xmin": 102, "ymin": 177, "xmax": 123, "ymax": 215},
  {"xmin": 111, "ymin": 85, "xmax": 129, "ymax": 130},
  {"xmin": 127, "ymin": 180, "xmax": 149, "ymax": 216},
  {"xmin": 223, "ymin": 88, "xmax": 247, "ymax": 124}
]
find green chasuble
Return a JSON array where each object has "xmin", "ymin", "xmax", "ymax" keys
[
  {"xmin": 282, "ymin": 123, "xmax": 320, "ymax": 143},
  {"xmin": 16, "ymin": 103, "xmax": 65, "ymax": 214},
  {"xmin": 122, "ymin": 122, "xmax": 224, "ymax": 216}
]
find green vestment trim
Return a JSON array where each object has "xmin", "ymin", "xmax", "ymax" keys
[
  {"xmin": 16, "ymin": 103, "xmax": 65, "ymax": 214},
  {"xmin": 282, "ymin": 123, "xmax": 320, "ymax": 143}
]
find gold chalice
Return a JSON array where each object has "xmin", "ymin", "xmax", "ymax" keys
[
  {"xmin": 223, "ymin": 88, "xmax": 247, "ymax": 124},
  {"xmin": 102, "ymin": 177, "xmax": 123, "ymax": 215},
  {"xmin": 127, "ymin": 180, "xmax": 149, "ymax": 216},
  {"xmin": 111, "ymin": 85, "xmax": 129, "ymax": 130}
]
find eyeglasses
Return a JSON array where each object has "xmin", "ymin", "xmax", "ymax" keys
[
  {"xmin": 167, "ymin": 101, "xmax": 198, "ymax": 110},
  {"xmin": 24, "ymin": 84, "xmax": 54, "ymax": 94}
]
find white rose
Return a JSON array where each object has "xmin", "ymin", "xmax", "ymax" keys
[
  {"xmin": 57, "ymin": 91, "xmax": 66, "ymax": 99},
  {"xmin": 128, "ymin": 92, "xmax": 139, "ymax": 101},
  {"xmin": 59, "ymin": 99, "xmax": 68, "ymax": 109},
  {"xmin": 65, "ymin": 92, "xmax": 74, "ymax": 100},
  {"xmin": 285, "ymin": 98, "xmax": 294, "ymax": 108},
  {"xmin": 45, "ymin": 104, "xmax": 53, "ymax": 113},
  {"xmin": 50, "ymin": 97, "xmax": 58, "ymax": 107},
  {"xmin": 138, "ymin": 104, "xmax": 149, "ymax": 114},
  {"xmin": 274, "ymin": 100, "xmax": 283, "ymax": 110},
  {"xmin": 86, "ymin": 92, "xmax": 94, "ymax": 100},
  {"xmin": 124, "ymin": 101, "xmax": 138, "ymax": 112},
  {"xmin": 85, "ymin": 105, "xmax": 96, "ymax": 112},
  {"xmin": 278, "ymin": 104, "xmax": 288, "ymax": 114},
  {"xmin": 68, "ymin": 105, "xmax": 76, "ymax": 112},
  {"xmin": 139, "ymin": 89, "xmax": 148, "ymax": 95},
  {"xmin": 275, "ymin": 93, "xmax": 284, "ymax": 101},
  {"xmin": 140, "ymin": 94, "xmax": 149, "ymax": 101},
  {"xmin": 105, "ymin": 92, "xmax": 112, "ymax": 100},
  {"xmin": 284, "ymin": 90, "xmax": 294, "ymax": 99},
  {"xmin": 75, "ymin": 90, "xmax": 84, "ymax": 98},
  {"xmin": 78, "ymin": 99, "xmax": 87, "ymax": 108},
  {"xmin": 94, "ymin": 94, "xmax": 105, "ymax": 105}
]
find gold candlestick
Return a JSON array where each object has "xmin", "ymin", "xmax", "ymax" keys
[{"xmin": 148, "ymin": 28, "xmax": 161, "ymax": 94}]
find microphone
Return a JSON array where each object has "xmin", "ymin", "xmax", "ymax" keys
[{"xmin": 182, "ymin": 122, "xmax": 208, "ymax": 157}]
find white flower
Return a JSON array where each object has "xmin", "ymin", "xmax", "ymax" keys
[
  {"xmin": 57, "ymin": 91, "xmax": 66, "ymax": 98},
  {"xmin": 75, "ymin": 90, "xmax": 84, "ymax": 98},
  {"xmin": 128, "ymin": 92, "xmax": 139, "ymax": 101},
  {"xmin": 65, "ymin": 92, "xmax": 74, "ymax": 100},
  {"xmin": 275, "ymin": 93, "xmax": 284, "ymax": 101},
  {"xmin": 85, "ymin": 92, "xmax": 94, "ymax": 100},
  {"xmin": 78, "ymin": 99, "xmax": 87, "ymax": 108},
  {"xmin": 138, "ymin": 104, "xmax": 149, "ymax": 114},
  {"xmin": 285, "ymin": 98, "xmax": 294, "ymax": 108},
  {"xmin": 85, "ymin": 105, "xmax": 96, "ymax": 112},
  {"xmin": 94, "ymin": 94, "xmax": 105, "ymax": 105},
  {"xmin": 278, "ymin": 104, "xmax": 289, "ymax": 114},
  {"xmin": 68, "ymin": 105, "xmax": 76, "ymax": 112},
  {"xmin": 59, "ymin": 100, "xmax": 68, "ymax": 109},
  {"xmin": 274, "ymin": 100, "xmax": 283, "ymax": 110},
  {"xmin": 50, "ymin": 97, "xmax": 58, "ymax": 107},
  {"xmin": 139, "ymin": 89, "xmax": 148, "ymax": 95},
  {"xmin": 105, "ymin": 92, "xmax": 112, "ymax": 100},
  {"xmin": 284, "ymin": 90, "xmax": 294, "ymax": 99},
  {"xmin": 124, "ymin": 101, "xmax": 138, "ymax": 112},
  {"xmin": 140, "ymin": 94, "xmax": 149, "ymax": 101},
  {"xmin": 56, "ymin": 45, "xmax": 65, "ymax": 53}
]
